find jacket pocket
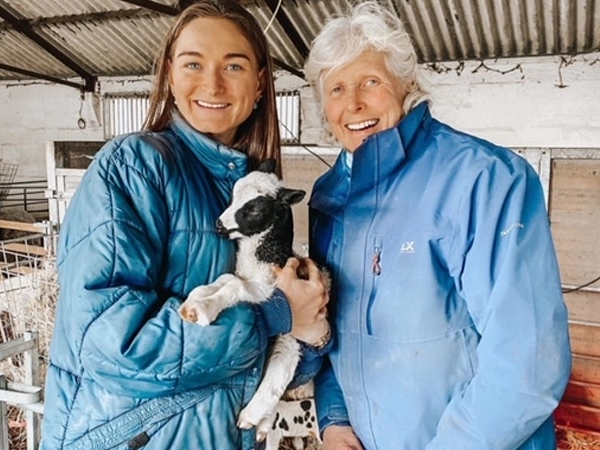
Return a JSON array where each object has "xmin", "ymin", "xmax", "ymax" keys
[
  {"xmin": 65, "ymin": 387, "xmax": 217, "ymax": 450},
  {"xmin": 364, "ymin": 232, "xmax": 472, "ymax": 342}
]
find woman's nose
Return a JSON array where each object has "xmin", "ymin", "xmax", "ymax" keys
[
  {"xmin": 347, "ymin": 88, "xmax": 365, "ymax": 111},
  {"xmin": 203, "ymin": 69, "xmax": 224, "ymax": 95}
]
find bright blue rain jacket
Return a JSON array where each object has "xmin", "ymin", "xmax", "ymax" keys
[
  {"xmin": 310, "ymin": 103, "xmax": 572, "ymax": 450},
  {"xmin": 41, "ymin": 114, "xmax": 323, "ymax": 449}
]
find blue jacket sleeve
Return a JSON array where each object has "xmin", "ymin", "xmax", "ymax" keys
[
  {"xmin": 53, "ymin": 142, "xmax": 271, "ymax": 398},
  {"xmin": 255, "ymin": 288, "xmax": 333, "ymax": 388},
  {"xmin": 427, "ymin": 156, "xmax": 572, "ymax": 449},
  {"xmin": 314, "ymin": 356, "xmax": 351, "ymax": 432}
]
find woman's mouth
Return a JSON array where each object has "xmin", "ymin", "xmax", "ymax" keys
[
  {"xmin": 196, "ymin": 100, "xmax": 228, "ymax": 109},
  {"xmin": 346, "ymin": 119, "xmax": 379, "ymax": 131}
]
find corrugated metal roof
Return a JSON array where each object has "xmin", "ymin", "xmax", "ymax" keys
[{"xmin": 0, "ymin": 0, "xmax": 598, "ymax": 90}]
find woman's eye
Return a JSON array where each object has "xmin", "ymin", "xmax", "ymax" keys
[
  {"xmin": 227, "ymin": 63, "xmax": 243, "ymax": 71},
  {"xmin": 364, "ymin": 78, "xmax": 379, "ymax": 88},
  {"xmin": 329, "ymin": 85, "xmax": 343, "ymax": 95},
  {"xmin": 185, "ymin": 62, "xmax": 200, "ymax": 70}
]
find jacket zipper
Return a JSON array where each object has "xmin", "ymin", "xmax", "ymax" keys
[{"xmin": 366, "ymin": 240, "xmax": 382, "ymax": 335}]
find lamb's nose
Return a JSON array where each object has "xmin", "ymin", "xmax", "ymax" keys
[{"xmin": 215, "ymin": 219, "xmax": 227, "ymax": 236}]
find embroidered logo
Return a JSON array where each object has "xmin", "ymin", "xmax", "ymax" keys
[
  {"xmin": 400, "ymin": 241, "xmax": 415, "ymax": 254},
  {"xmin": 500, "ymin": 222, "xmax": 524, "ymax": 237}
]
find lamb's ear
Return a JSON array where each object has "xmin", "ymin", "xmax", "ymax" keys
[
  {"xmin": 278, "ymin": 188, "xmax": 306, "ymax": 205},
  {"xmin": 257, "ymin": 158, "xmax": 277, "ymax": 174}
]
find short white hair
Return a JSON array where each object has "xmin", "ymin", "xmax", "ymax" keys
[{"xmin": 304, "ymin": 1, "xmax": 429, "ymax": 115}]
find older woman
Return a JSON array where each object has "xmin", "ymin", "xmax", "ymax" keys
[
  {"xmin": 40, "ymin": 1, "xmax": 330, "ymax": 449},
  {"xmin": 305, "ymin": 2, "xmax": 571, "ymax": 450}
]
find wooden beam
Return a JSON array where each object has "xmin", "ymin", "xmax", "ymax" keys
[
  {"xmin": 2, "ymin": 243, "xmax": 47, "ymax": 257},
  {"xmin": 0, "ymin": 219, "xmax": 44, "ymax": 233},
  {"xmin": 272, "ymin": 57, "xmax": 304, "ymax": 79},
  {"xmin": 118, "ymin": 0, "xmax": 178, "ymax": 16},
  {"xmin": 0, "ymin": 63, "xmax": 89, "ymax": 91},
  {"xmin": 0, "ymin": 0, "xmax": 97, "ymax": 91},
  {"xmin": 263, "ymin": 0, "xmax": 309, "ymax": 59}
]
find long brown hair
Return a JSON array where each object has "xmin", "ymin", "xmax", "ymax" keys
[{"xmin": 143, "ymin": 0, "xmax": 281, "ymax": 176}]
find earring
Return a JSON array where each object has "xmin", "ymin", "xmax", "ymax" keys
[{"xmin": 253, "ymin": 97, "xmax": 261, "ymax": 110}]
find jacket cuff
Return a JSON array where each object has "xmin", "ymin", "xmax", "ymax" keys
[
  {"xmin": 318, "ymin": 407, "xmax": 351, "ymax": 434},
  {"xmin": 253, "ymin": 288, "xmax": 292, "ymax": 339}
]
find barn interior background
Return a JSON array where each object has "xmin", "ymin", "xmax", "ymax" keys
[{"xmin": 0, "ymin": 0, "xmax": 599, "ymax": 449}]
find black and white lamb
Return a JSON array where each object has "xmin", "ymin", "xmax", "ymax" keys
[{"xmin": 179, "ymin": 159, "xmax": 324, "ymax": 441}]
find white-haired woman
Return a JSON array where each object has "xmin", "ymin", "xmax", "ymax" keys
[{"xmin": 305, "ymin": 2, "xmax": 571, "ymax": 449}]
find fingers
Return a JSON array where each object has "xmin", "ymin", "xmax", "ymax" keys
[
  {"xmin": 276, "ymin": 257, "xmax": 323, "ymax": 283},
  {"xmin": 284, "ymin": 257, "xmax": 300, "ymax": 271},
  {"xmin": 304, "ymin": 257, "xmax": 321, "ymax": 280},
  {"xmin": 273, "ymin": 257, "xmax": 299, "ymax": 279}
]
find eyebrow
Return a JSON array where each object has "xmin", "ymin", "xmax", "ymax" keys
[{"xmin": 175, "ymin": 50, "xmax": 252, "ymax": 61}]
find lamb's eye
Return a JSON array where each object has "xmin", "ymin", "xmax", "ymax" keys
[{"xmin": 245, "ymin": 204, "xmax": 260, "ymax": 217}]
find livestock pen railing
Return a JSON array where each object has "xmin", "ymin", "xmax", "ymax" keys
[
  {"xmin": 0, "ymin": 181, "xmax": 49, "ymax": 221},
  {"xmin": 0, "ymin": 332, "xmax": 43, "ymax": 450},
  {"xmin": 0, "ymin": 220, "xmax": 55, "ymax": 450}
]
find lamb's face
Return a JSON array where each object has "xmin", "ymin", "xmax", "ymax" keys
[{"xmin": 217, "ymin": 171, "xmax": 282, "ymax": 239}]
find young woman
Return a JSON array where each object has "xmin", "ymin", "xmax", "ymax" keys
[{"xmin": 40, "ymin": 1, "xmax": 330, "ymax": 449}]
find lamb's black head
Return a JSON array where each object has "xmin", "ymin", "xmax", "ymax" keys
[{"xmin": 216, "ymin": 161, "xmax": 305, "ymax": 241}]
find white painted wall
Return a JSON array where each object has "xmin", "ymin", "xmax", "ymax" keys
[
  {"xmin": 0, "ymin": 77, "xmax": 152, "ymax": 180},
  {"xmin": 0, "ymin": 52, "xmax": 598, "ymax": 181},
  {"xmin": 277, "ymin": 52, "xmax": 600, "ymax": 151}
]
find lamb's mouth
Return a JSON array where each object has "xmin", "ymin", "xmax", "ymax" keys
[{"xmin": 215, "ymin": 220, "xmax": 235, "ymax": 237}]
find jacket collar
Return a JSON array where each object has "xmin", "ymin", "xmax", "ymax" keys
[
  {"xmin": 310, "ymin": 102, "xmax": 431, "ymax": 215},
  {"xmin": 349, "ymin": 101, "xmax": 430, "ymax": 194},
  {"xmin": 168, "ymin": 111, "xmax": 248, "ymax": 182}
]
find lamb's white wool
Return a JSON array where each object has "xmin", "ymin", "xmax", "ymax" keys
[{"xmin": 178, "ymin": 160, "xmax": 313, "ymax": 442}]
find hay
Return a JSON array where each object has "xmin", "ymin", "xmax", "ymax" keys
[
  {"xmin": 557, "ymin": 426, "xmax": 600, "ymax": 450},
  {"xmin": 279, "ymin": 435, "xmax": 322, "ymax": 450},
  {"xmin": 8, "ymin": 407, "xmax": 27, "ymax": 450}
]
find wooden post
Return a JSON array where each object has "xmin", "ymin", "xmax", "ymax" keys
[{"xmin": 24, "ymin": 332, "xmax": 41, "ymax": 450}]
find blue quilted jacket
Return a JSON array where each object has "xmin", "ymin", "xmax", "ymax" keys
[{"xmin": 41, "ymin": 114, "xmax": 321, "ymax": 449}]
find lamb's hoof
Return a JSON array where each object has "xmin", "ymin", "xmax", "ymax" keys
[
  {"xmin": 255, "ymin": 429, "xmax": 268, "ymax": 443},
  {"xmin": 237, "ymin": 406, "xmax": 260, "ymax": 430},
  {"xmin": 255, "ymin": 417, "xmax": 273, "ymax": 443},
  {"xmin": 178, "ymin": 303, "xmax": 211, "ymax": 326},
  {"xmin": 237, "ymin": 417, "xmax": 255, "ymax": 430}
]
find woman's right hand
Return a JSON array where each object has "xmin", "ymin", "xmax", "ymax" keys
[
  {"xmin": 274, "ymin": 257, "xmax": 330, "ymax": 345},
  {"xmin": 322, "ymin": 425, "xmax": 364, "ymax": 450}
]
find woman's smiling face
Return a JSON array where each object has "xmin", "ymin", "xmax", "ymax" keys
[
  {"xmin": 322, "ymin": 51, "xmax": 407, "ymax": 152},
  {"xmin": 168, "ymin": 17, "xmax": 264, "ymax": 146}
]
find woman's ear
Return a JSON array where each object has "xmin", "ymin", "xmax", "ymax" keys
[
  {"xmin": 167, "ymin": 59, "xmax": 174, "ymax": 94},
  {"xmin": 256, "ymin": 68, "xmax": 266, "ymax": 100}
]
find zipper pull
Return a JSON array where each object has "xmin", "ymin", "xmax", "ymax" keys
[{"xmin": 372, "ymin": 246, "xmax": 381, "ymax": 276}]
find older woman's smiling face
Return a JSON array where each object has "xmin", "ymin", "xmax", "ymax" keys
[{"xmin": 322, "ymin": 51, "xmax": 407, "ymax": 152}]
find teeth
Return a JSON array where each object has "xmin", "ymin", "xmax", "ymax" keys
[
  {"xmin": 197, "ymin": 100, "xmax": 227, "ymax": 109},
  {"xmin": 347, "ymin": 119, "xmax": 378, "ymax": 131}
]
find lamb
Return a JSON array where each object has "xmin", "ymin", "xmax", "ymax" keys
[{"xmin": 178, "ymin": 159, "xmax": 326, "ymax": 441}]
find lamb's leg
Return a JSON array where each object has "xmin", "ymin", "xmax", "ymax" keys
[
  {"xmin": 179, "ymin": 273, "xmax": 241, "ymax": 325},
  {"xmin": 238, "ymin": 334, "xmax": 301, "ymax": 441}
]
